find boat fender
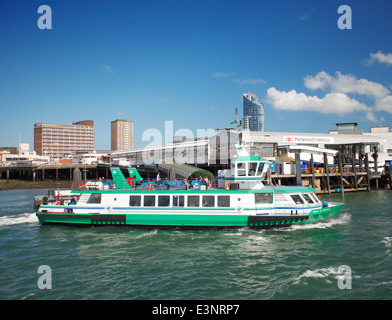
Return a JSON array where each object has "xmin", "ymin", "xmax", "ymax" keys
[
  {"xmin": 147, "ymin": 182, "xmax": 154, "ymax": 190},
  {"xmin": 79, "ymin": 182, "xmax": 86, "ymax": 190},
  {"xmin": 226, "ymin": 182, "xmax": 230, "ymax": 191}
]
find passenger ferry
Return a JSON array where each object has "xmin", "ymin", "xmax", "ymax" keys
[{"xmin": 36, "ymin": 146, "xmax": 344, "ymax": 229}]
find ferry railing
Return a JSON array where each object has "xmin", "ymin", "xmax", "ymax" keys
[{"xmin": 78, "ymin": 178, "xmax": 214, "ymax": 191}]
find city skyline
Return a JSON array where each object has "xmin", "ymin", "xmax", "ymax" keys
[{"xmin": 1, "ymin": 0, "xmax": 392, "ymax": 151}]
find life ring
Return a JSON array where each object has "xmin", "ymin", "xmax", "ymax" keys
[
  {"xmin": 79, "ymin": 182, "xmax": 86, "ymax": 190},
  {"xmin": 147, "ymin": 182, "xmax": 154, "ymax": 190}
]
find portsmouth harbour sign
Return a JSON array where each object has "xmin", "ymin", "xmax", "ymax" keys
[{"xmin": 283, "ymin": 136, "xmax": 335, "ymax": 144}]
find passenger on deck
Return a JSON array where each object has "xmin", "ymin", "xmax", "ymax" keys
[{"xmin": 156, "ymin": 173, "xmax": 161, "ymax": 184}]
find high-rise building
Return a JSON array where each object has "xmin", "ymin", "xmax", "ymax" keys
[
  {"xmin": 34, "ymin": 120, "xmax": 95, "ymax": 159},
  {"xmin": 242, "ymin": 92, "xmax": 265, "ymax": 132},
  {"xmin": 111, "ymin": 119, "xmax": 134, "ymax": 151}
]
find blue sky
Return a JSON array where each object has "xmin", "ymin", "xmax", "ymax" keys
[{"xmin": 0, "ymin": 0, "xmax": 391, "ymax": 150}]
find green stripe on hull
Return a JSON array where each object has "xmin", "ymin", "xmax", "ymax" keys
[{"xmin": 125, "ymin": 214, "xmax": 248, "ymax": 227}]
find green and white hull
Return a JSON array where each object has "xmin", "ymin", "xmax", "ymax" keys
[{"xmin": 36, "ymin": 188, "xmax": 344, "ymax": 230}]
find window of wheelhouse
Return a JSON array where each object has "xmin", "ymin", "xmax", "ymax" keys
[
  {"xmin": 302, "ymin": 193, "xmax": 314, "ymax": 204},
  {"xmin": 256, "ymin": 163, "xmax": 265, "ymax": 176},
  {"xmin": 290, "ymin": 194, "xmax": 304, "ymax": 204},
  {"xmin": 248, "ymin": 162, "xmax": 257, "ymax": 176},
  {"xmin": 87, "ymin": 193, "xmax": 101, "ymax": 204},
  {"xmin": 237, "ymin": 162, "xmax": 246, "ymax": 176}
]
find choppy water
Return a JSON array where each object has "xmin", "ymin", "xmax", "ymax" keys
[{"xmin": 0, "ymin": 188, "xmax": 391, "ymax": 300}]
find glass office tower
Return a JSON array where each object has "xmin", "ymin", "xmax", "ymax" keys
[{"xmin": 242, "ymin": 92, "xmax": 264, "ymax": 132}]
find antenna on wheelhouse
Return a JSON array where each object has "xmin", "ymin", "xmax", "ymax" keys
[{"xmin": 235, "ymin": 108, "xmax": 243, "ymax": 145}]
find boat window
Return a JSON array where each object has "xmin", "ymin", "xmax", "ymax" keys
[
  {"xmin": 129, "ymin": 195, "xmax": 141, "ymax": 206},
  {"xmin": 187, "ymin": 196, "xmax": 199, "ymax": 207},
  {"xmin": 248, "ymin": 162, "xmax": 257, "ymax": 176},
  {"xmin": 310, "ymin": 193, "xmax": 319, "ymax": 203},
  {"xmin": 290, "ymin": 195, "xmax": 304, "ymax": 204},
  {"xmin": 144, "ymin": 195, "xmax": 155, "ymax": 207},
  {"xmin": 237, "ymin": 162, "xmax": 246, "ymax": 176},
  {"xmin": 158, "ymin": 195, "xmax": 170, "ymax": 207},
  {"xmin": 302, "ymin": 194, "xmax": 314, "ymax": 204},
  {"xmin": 173, "ymin": 195, "xmax": 184, "ymax": 207},
  {"xmin": 256, "ymin": 163, "xmax": 265, "ymax": 176},
  {"xmin": 202, "ymin": 196, "xmax": 214, "ymax": 207},
  {"xmin": 218, "ymin": 196, "xmax": 230, "ymax": 207},
  {"xmin": 87, "ymin": 193, "xmax": 101, "ymax": 204},
  {"xmin": 255, "ymin": 193, "xmax": 273, "ymax": 204}
]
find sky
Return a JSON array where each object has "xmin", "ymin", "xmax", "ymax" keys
[{"xmin": 0, "ymin": 0, "xmax": 391, "ymax": 150}]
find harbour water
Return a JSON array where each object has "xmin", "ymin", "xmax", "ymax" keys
[{"xmin": 0, "ymin": 188, "xmax": 391, "ymax": 300}]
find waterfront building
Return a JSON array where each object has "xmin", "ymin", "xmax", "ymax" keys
[
  {"xmin": 111, "ymin": 119, "xmax": 134, "ymax": 151},
  {"xmin": 34, "ymin": 120, "xmax": 95, "ymax": 160},
  {"xmin": 242, "ymin": 92, "xmax": 265, "ymax": 132},
  {"xmin": 1, "ymin": 143, "xmax": 50, "ymax": 166}
]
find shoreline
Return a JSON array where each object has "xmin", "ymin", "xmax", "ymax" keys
[{"xmin": 0, "ymin": 179, "xmax": 72, "ymax": 191}]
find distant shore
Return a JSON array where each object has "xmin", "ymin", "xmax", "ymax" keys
[{"xmin": 0, "ymin": 179, "xmax": 71, "ymax": 191}]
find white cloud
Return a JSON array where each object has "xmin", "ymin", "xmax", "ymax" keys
[
  {"xmin": 266, "ymin": 87, "xmax": 371, "ymax": 115},
  {"xmin": 266, "ymin": 71, "xmax": 392, "ymax": 122},
  {"xmin": 367, "ymin": 51, "xmax": 392, "ymax": 66},
  {"xmin": 304, "ymin": 71, "xmax": 390, "ymax": 98}
]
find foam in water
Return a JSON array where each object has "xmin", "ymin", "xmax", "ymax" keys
[
  {"xmin": 294, "ymin": 267, "xmax": 344, "ymax": 285},
  {"xmin": 283, "ymin": 212, "xmax": 351, "ymax": 232},
  {"xmin": 0, "ymin": 213, "xmax": 38, "ymax": 226},
  {"xmin": 381, "ymin": 237, "xmax": 392, "ymax": 256},
  {"xmin": 381, "ymin": 237, "xmax": 392, "ymax": 248}
]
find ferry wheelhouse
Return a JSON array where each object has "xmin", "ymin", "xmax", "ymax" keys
[{"xmin": 36, "ymin": 146, "xmax": 344, "ymax": 229}]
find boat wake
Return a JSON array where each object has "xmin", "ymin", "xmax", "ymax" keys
[
  {"xmin": 0, "ymin": 213, "xmax": 38, "ymax": 227},
  {"xmin": 284, "ymin": 212, "xmax": 351, "ymax": 232}
]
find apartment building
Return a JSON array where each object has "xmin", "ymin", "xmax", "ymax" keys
[
  {"xmin": 111, "ymin": 119, "xmax": 134, "ymax": 151},
  {"xmin": 34, "ymin": 120, "xmax": 95, "ymax": 159}
]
